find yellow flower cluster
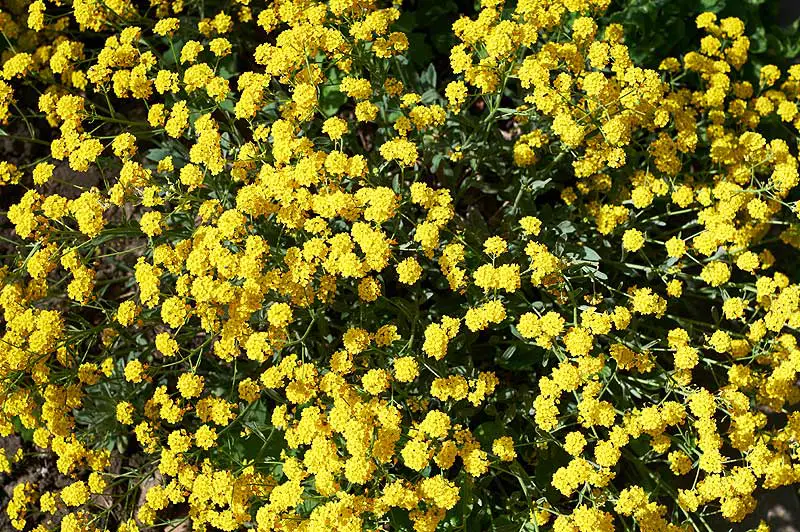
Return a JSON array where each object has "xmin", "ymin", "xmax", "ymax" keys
[{"xmin": 1, "ymin": 0, "xmax": 800, "ymax": 530}]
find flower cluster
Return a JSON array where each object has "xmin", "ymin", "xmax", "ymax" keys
[{"xmin": 1, "ymin": 0, "xmax": 799, "ymax": 531}]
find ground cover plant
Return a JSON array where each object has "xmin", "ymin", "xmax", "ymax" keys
[{"xmin": 2, "ymin": 0, "xmax": 800, "ymax": 530}]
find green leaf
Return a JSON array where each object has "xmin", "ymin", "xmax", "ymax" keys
[
  {"xmin": 750, "ymin": 26, "xmax": 767, "ymax": 54},
  {"xmin": 217, "ymin": 54, "xmax": 238, "ymax": 80},
  {"xmin": 407, "ymin": 33, "xmax": 434, "ymax": 66},
  {"xmin": 394, "ymin": 11, "xmax": 417, "ymax": 33},
  {"xmin": 420, "ymin": 63, "xmax": 437, "ymax": 90},
  {"xmin": 389, "ymin": 508, "xmax": 414, "ymax": 531},
  {"xmin": 700, "ymin": 0, "xmax": 725, "ymax": 12},
  {"xmin": 145, "ymin": 148, "xmax": 172, "ymax": 162},
  {"xmin": 557, "ymin": 220, "xmax": 576, "ymax": 235},
  {"xmin": 319, "ymin": 83, "xmax": 347, "ymax": 117},
  {"xmin": 420, "ymin": 88, "xmax": 439, "ymax": 105},
  {"xmin": 431, "ymin": 153, "xmax": 444, "ymax": 173},
  {"xmin": 496, "ymin": 343, "xmax": 541, "ymax": 371},
  {"xmin": 474, "ymin": 421, "xmax": 504, "ymax": 447},
  {"xmin": 579, "ymin": 246, "xmax": 601, "ymax": 262}
]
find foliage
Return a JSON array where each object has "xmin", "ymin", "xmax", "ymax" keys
[
  {"xmin": 608, "ymin": 0, "xmax": 800, "ymax": 70},
  {"xmin": 1, "ymin": 0, "xmax": 800, "ymax": 531}
]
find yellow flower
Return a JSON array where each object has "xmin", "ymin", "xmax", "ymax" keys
[
  {"xmin": 445, "ymin": 80, "xmax": 468, "ymax": 110},
  {"xmin": 700, "ymin": 261, "xmax": 731, "ymax": 287},
  {"xmin": 177, "ymin": 373, "xmax": 204, "ymax": 399},
  {"xmin": 665, "ymin": 237, "xmax": 687, "ymax": 258},
  {"xmin": 267, "ymin": 302, "xmax": 292, "ymax": 328},
  {"xmin": 393, "ymin": 356, "xmax": 419, "ymax": 382},
  {"xmin": 139, "ymin": 211, "xmax": 163, "ymax": 237},
  {"xmin": 2, "ymin": 53, "xmax": 33, "ymax": 80},
  {"xmin": 420, "ymin": 476, "xmax": 460, "ymax": 509},
  {"xmin": 563, "ymin": 327, "xmax": 594, "ymax": 356},
  {"xmin": 32, "ymin": 162, "xmax": 54, "ymax": 185},
  {"xmin": 759, "ymin": 64, "xmax": 781, "ymax": 87},
  {"xmin": 60, "ymin": 481, "xmax": 89, "ymax": 507},
  {"xmin": 362, "ymin": 368, "xmax": 390, "ymax": 395},
  {"xmin": 519, "ymin": 216, "xmax": 542, "ymax": 236},
  {"xmin": 564, "ymin": 431, "xmax": 587, "ymax": 456},
  {"xmin": 483, "ymin": 236, "xmax": 507, "ymax": 256},
  {"xmin": 195, "ymin": 425, "xmax": 217, "ymax": 449},
  {"xmin": 622, "ymin": 229, "xmax": 645, "ymax": 252},
  {"xmin": 180, "ymin": 41, "xmax": 204, "ymax": 63},
  {"xmin": 124, "ymin": 359, "xmax": 145, "ymax": 383},
  {"xmin": 322, "ymin": 117, "xmax": 348, "ymax": 140},
  {"xmin": 154, "ymin": 18, "xmax": 180, "ymax": 36},
  {"xmin": 116, "ymin": 402, "xmax": 134, "ymax": 425},
  {"xmin": 396, "ymin": 257, "xmax": 422, "ymax": 284},
  {"xmin": 379, "ymin": 138, "xmax": 418, "ymax": 167},
  {"xmin": 209, "ymin": 38, "xmax": 232, "ymax": 57},
  {"xmin": 492, "ymin": 436, "xmax": 516, "ymax": 461}
]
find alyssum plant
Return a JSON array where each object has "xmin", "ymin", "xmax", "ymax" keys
[{"xmin": 1, "ymin": 0, "xmax": 800, "ymax": 531}]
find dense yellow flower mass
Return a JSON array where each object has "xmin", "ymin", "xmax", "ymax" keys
[{"xmin": 2, "ymin": 0, "xmax": 800, "ymax": 530}]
